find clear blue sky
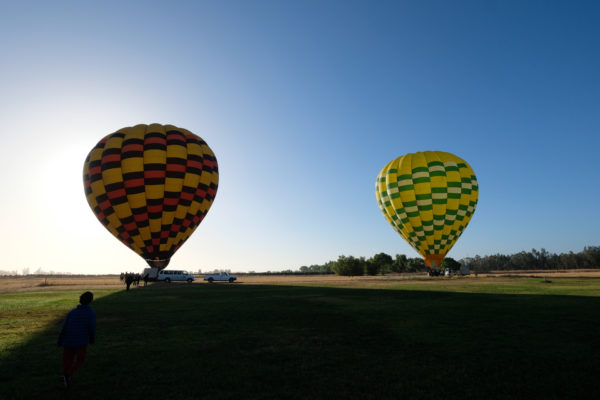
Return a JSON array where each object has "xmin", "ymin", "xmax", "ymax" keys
[{"xmin": 1, "ymin": 1, "xmax": 598, "ymax": 274}]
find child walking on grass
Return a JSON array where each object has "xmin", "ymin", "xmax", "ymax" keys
[{"xmin": 57, "ymin": 291, "xmax": 96, "ymax": 389}]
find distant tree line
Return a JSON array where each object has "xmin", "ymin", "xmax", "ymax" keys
[
  {"xmin": 327, "ymin": 254, "xmax": 463, "ymax": 276},
  {"xmin": 330, "ymin": 246, "xmax": 600, "ymax": 276},
  {"xmin": 330, "ymin": 253, "xmax": 431, "ymax": 276},
  {"xmin": 0, "ymin": 267, "xmax": 70, "ymax": 276},
  {"xmin": 246, "ymin": 254, "xmax": 435, "ymax": 277},
  {"xmin": 246, "ymin": 245, "xmax": 600, "ymax": 277},
  {"xmin": 248, "ymin": 262, "xmax": 336, "ymax": 276},
  {"xmin": 4, "ymin": 246, "xmax": 597, "ymax": 277},
  {"xmin": 460, "ymin": 246, "xmax": 600, "ymax": 272}
]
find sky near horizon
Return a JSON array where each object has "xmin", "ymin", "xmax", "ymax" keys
[{"xmin": 1, "ymin": 1, "xmax": 599, "ymax": 274}]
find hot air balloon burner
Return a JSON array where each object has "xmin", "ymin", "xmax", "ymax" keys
[{"xmin": 425, "ymin": 254, "xmax": 445, "ymax": 269}]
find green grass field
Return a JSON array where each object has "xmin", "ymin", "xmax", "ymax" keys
[{"xmin": 1, "ymin": 277, "xmax": 600, "ymax": 399}]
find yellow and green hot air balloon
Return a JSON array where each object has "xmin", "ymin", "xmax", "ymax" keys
[
  {"xmin": 83, "ymin": 123, "xmax": 219, "ymax": 269},
  {"xmin": 375, "ymin": 151, "xmax": 478, "ymax": 269}
]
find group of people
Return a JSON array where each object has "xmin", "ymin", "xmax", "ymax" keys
[{"xmin": 120, "ymin": 272, "xmax": 148, "ymax": 290}]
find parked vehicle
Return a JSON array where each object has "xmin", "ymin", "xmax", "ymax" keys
[
  {"xmin": 156, "ymin": 270, "xmax": 195, "ymax": 283},
  {"xmin": 141, "ymin": 267, "xmax": 159, "ymax": 280},
  {"xmin": 204, "ymin": 271, "xmax": 237, "ymax": 283}
]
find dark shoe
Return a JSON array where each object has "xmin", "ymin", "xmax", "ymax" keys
[{"xmin": 60, "ymin": 375, "xmax": 68, "ymax": 389}]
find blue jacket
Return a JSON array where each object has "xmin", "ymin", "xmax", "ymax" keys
[{"xmin": 57, "ymin": 305, "xmax": 96, "ymax": 348}]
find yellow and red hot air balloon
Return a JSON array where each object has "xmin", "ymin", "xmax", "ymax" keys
[
  {"xmin": 83, "ymin": 124, "xmax": 218, "ymax": 269},
  {"xmin": 375, "ymin": 151, "xmax": 478, "ymax": 269}
]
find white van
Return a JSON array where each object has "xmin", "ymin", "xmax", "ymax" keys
[{"xmin": 157, "ymin": 270, "xmax": 195, "ymax": 283}]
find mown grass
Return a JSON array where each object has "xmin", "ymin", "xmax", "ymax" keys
[{"xmin": 1, "ymin": 278, "xmax": 600, "ymax": 399}]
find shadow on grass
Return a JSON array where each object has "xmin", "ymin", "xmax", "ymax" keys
[{"xmin": 1, "ymin": 283, "xmax": 600, "ymax": 400}]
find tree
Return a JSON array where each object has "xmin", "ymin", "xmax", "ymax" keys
[
  {"xmin": 365, "ymin": 259, "xmax": 379, "ymax": 275},
  {"xmin": 369, "ymin": 252, "xmax": 393, "ymax": 275},
  {"xmin": 582, "ymin": 246, "xmax": 600, "ymax": 267},
  {"xmin": 321, "ymin": 261, "xmax": 334, "ymax": 274},
  {"xmin": 392, "ymin": 254, "xmax": 408, "ymax": 272},
  {"xmin": 441, "ymin": 257, "xmax": 461, "ymax": 271},
  {"xmin": 332, "ymin": 255, "xmax": 365, "ymax": 276},
  {"xmin": 406, "ymin": 258, "xmax": 426, "ymax": 272},
  {"xmin": 510, "ymin": 251, "xmax": 536, "ymax": 269}
]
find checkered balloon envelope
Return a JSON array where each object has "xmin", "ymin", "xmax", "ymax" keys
[
  {"xmin": 375, "ymin": 151, "xmax": 478, "ymax": 269},
  {"xmin": 83, "ymin": 124, "xmax": 219, "ymax": 269}
]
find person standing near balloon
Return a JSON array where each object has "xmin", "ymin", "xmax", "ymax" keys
[
  {"xmin": 57, "ymin": 291, "xmax": 96, "ymax": 389},
  {"xmin": 125, "ymin": 273, "xmax": 133, "ymax": 291}
]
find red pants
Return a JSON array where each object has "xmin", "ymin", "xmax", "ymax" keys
[{"xmin": 62, "ymin": 346, "xmax": 87, "ymax": 377}]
